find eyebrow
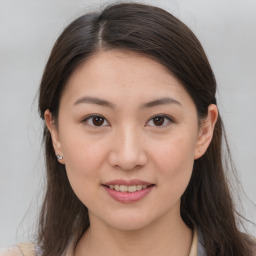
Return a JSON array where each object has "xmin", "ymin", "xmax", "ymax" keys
[
  {"xmin": 73, "ymin": 96, "xmax": 115, "ymax": 109},
  {"xmin": 73, "ymin": 96, "xmax": 182, "ymax": 109},
  {"xmin": 141, "ymin": 97, "xmax": 182, "ymax": 109}
]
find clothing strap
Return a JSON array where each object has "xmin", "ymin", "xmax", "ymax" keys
[{"xmin": 17, "ymin": 243, "xmax": 35, "ymax": 256}]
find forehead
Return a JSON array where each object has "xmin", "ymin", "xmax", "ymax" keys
[
  {"xmin": 61, "ymin": 49, "xmax": 192, "ymax": 107},
  {"xmin": 72, "ymin": 50, "xmax": 176, "ymax": 85}
]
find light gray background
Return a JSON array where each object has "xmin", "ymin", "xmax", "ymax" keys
[{"xmin": 0, "ymin": 0, "xmax": 255, "ymax": 246}]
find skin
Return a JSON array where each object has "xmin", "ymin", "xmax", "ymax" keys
[{"xmin": 45, "ymin": 49, "xmax": 218, "ymax": 256}]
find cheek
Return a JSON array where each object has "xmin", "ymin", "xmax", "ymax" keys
[
  {"xmin": 151, "ymin": 134, "xmax": 196, "ymax": 191},
  {"xmin": 58, "ymin": 128, "xmax": 107, "ymax": 199},
  {"xmin": 63, "ymin": 138, "xmax": 95, "ymax": 170},
  {"xmin": 60, "ymin": 123, "xmax": 107, "ymax": 170},
  {"xmin": 148, "ymin": 137, "xmax": 195, "ymax": 213}
]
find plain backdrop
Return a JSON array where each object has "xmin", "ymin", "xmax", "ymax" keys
[{"xmin": 0, "ymin": 0, "xmax": 255, "ymax": 246}]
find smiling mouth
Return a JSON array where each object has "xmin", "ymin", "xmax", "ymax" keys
[{"xmin": 103, "ymin": 184, "xmax": 155, "ymax": 193}]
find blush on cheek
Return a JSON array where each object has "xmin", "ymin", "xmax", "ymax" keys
[
  {"xmin": 152, "ymin": 145, "xmax": 179, "ymax": 170},
  {"xmin": 159, "ymin": 136, "xmax": 196, "ymax": 169},
  {"xmin": 153, "ymin": 142, "xmax": 194, "ymax": 185},
  {"xmin": 63, "ymin": 143, "xmax": 102, "ymax": 185},
  {"xmin": 64, "ymin": 162, "xmax": 93, "ymax": 204}
]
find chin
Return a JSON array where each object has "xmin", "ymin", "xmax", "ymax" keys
[
  {"xmin": 101, "ymin": 210, "xmax": 157, "ymax": 232},
  {"xmin": 109, "ymin": 219, "xmax": 151, "ymax": 232}
]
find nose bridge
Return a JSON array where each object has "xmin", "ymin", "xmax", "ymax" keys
[{"xmin": 109, "ymin": 125, "xmax": 147, "ymax": 170}]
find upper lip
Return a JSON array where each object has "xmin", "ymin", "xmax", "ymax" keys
[{"xmin": 103, "ymin": 179, "xmax": 153, "ymax": 186}]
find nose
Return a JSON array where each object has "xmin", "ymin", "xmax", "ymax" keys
[{"xmin": 108, "ymin": 127, "xmax": 148, "ymax": 171}]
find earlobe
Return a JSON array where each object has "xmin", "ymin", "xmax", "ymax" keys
[
  {"xmin": 44, "ymin": 109, "xmax": 65, "ymax": 164},
  {"xmin": 194, "ymin": 104, "xmax": 218, "ymax": 159}
]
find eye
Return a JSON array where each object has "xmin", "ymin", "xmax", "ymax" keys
[
  {"xmin": 146, "ymin": 115, "xmax": 173, "ymax": 127},
  {"xmin": 83, "ymin": 114, "xmax": 109, "ymax": 127}
]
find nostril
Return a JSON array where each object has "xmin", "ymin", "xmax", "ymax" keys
[{"xmin": 107, "ymin": 142, "xmax": 148, "ymax": 171}]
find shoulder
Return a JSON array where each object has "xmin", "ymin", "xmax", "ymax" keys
[
  {"xmin": 0, "ymin": 243, "xmax": 38, "ymax": 256},
  {"xmin": 0, "ymin": 246, "xmax": 23, "ymax": 256}
]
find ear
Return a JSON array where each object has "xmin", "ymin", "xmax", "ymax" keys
[
  {"xmin": 194, "ymin": 104, "xmax": 218, "ymax": 159},
  {"xmin": 44, "ymin": 109, "xmax": 65, "ymax": 164}
]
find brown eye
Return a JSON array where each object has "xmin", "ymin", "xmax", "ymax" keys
[
  {"xmin": 146, "ymin": 115, "xmax": 173, "ymax": 127},
  {"xmin": 83, "ymin": 115, "xmax": 109, "ymax": 127},
  {"xmin": 92, "ymin": 116, "xmax": 104, "ymax": 126},
  {"xmin": 153, "ymin": 116, "xmax": 165, "ymax": 126}
]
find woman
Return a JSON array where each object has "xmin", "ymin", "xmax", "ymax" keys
[{"xmin": 1, "ymin": 2, "xmax": 255, "ymax": 256}]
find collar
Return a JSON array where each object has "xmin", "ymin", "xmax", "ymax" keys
[{"xmin": 65, "ymin": 228, "xmax": 200, "ymax": 256}]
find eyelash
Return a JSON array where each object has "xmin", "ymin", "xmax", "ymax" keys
[
  {"xmin": 82, "ymin": 114, "xmax": 174, "ymax": 128},
  {"xmin": 82, "ymin": 114, "xmax": 110, "ymax": 127},
  {"xmin": 146, "ymin": 114, "xmax": 174, "ymax": 127}
]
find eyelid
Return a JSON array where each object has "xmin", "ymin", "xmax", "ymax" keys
[
  {"xmin": 81, "ymin": 113, "xmax": 174, "ymax": 128},
  {"xmin": 82, "ymin": 114, "xmax": 110, "ymax": 127},
  {"xmin": 146, "ymin": 114, "xmax": 174, "ymax": 127}
]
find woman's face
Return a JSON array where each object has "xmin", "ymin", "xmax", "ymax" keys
[{"xmin": 46, "ymin": 50, "xmax": 216, "ymax": 231}]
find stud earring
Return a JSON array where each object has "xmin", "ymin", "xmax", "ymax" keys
[{"xmin": 56, "ymin": 154, "xmax": 63, "ymax": 160}]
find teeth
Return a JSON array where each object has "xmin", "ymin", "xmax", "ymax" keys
[
  {"xmin": 108, "ymin": 184, "xmax": 151, "ymax": 192},
  {"xmin": 136, "ymin": 185, "xmax": 142, "ymax": 191},
  {"xmin": 119, "ymin": 185, "xmax": 128, "ymax": 192},
  {"xmin": 128, "ymin": 185, "xmax": 136, "ymax": 192}
]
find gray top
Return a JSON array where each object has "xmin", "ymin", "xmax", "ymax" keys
[{"xmin": 197, "ymin": 229, "xmax": 207, "ymax": 256}]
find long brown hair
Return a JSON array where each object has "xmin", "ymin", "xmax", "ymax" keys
[{"xmin": 38, "ymin": 3, "xmax": 255, "ymax": 255}]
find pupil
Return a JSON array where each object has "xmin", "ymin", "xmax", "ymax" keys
[
  {"xmin": 153, "ymin": 117, "xmax": 164, "ymax": 126},
  {"xmin": 93, "ymin": 117, "xmax": 104, "ymax": 126}
]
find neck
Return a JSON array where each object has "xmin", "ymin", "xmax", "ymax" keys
[{"xmin": 75, "ymin": 210, "xmax": 192, "ymax": 256}]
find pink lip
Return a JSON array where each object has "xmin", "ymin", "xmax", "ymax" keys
[
  {"xmin": 102, "ymin": 179, "xmax": 155, "ymax": 203},
  {"xmin": 104, "ymin": 179, "xmax": 152, "ymax": 186}
]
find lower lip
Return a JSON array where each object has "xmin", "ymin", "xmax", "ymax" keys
[{"xmin": 103, "ymin": 185, "xmax": 154, "ymax": 203}]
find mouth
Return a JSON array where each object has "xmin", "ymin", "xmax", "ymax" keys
[
  {"xmin": 102, "ymin": 184, "xmax": 155, "ymax": 193},
  {"xmin": 102, "ymin": 180, "xmax": 155, "ymax": 203}
]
